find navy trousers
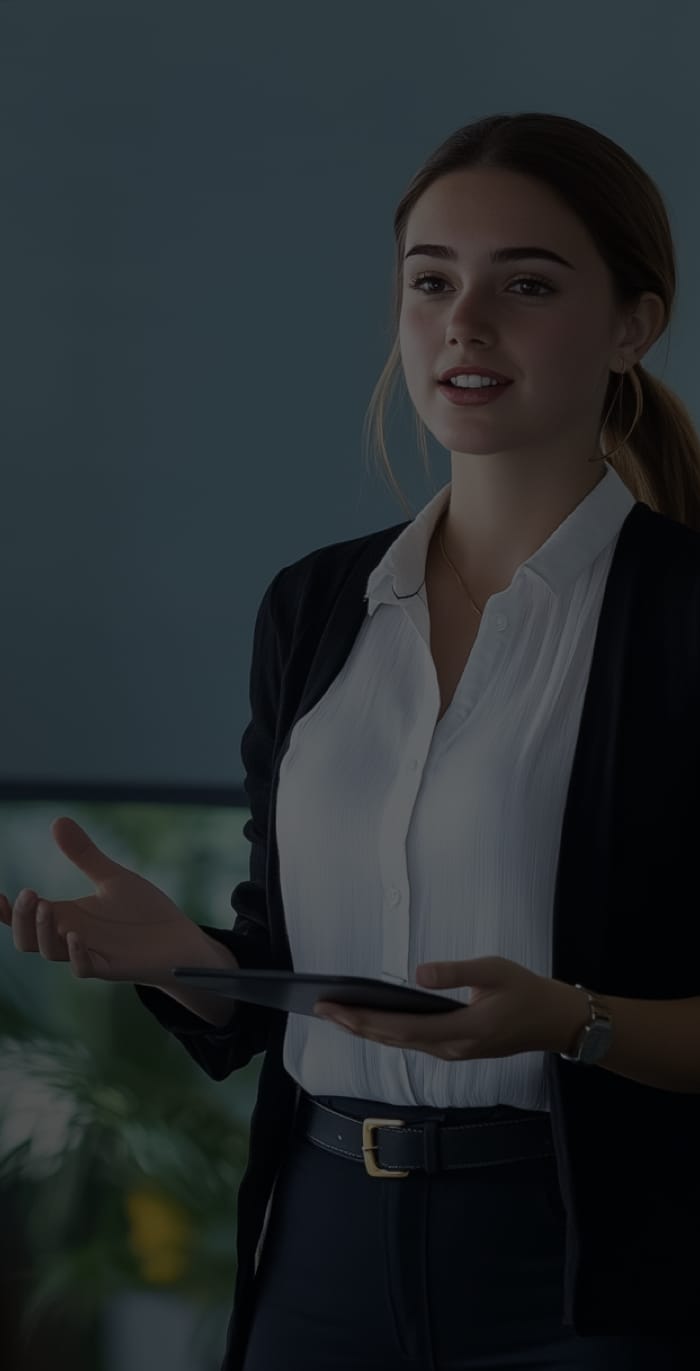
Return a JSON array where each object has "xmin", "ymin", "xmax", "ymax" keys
[{"xmin": 242, "ymin": 1094, "xmax": 697, "ymax": 1370}]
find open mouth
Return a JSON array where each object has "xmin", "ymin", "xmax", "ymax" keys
[{"xmin": 437, "ymin": 379, "xmax": 513, "ymax": 404}]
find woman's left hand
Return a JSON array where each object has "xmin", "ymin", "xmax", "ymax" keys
[{"xmin": 314, "ymin": 956, "xmax": 584, "ymax": 1060}]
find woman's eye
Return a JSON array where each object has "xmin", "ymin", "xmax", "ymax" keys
[{"xmin": 408, "ymin": 273, "xmax": 555, "ymax": 297}]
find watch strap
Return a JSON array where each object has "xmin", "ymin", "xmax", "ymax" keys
[{"xmin": 559, "ymin": 983, "xmax": 612, "ymax": 1063}]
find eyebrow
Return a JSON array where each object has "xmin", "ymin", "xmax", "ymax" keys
[{"xmin": 403, "ymin": 243, "xmax": 576, "ymax": 269}]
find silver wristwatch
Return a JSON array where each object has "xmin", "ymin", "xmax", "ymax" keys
[{"xmin": 559, "ymin": 984, "xmax": 614, "ymax": 1065}]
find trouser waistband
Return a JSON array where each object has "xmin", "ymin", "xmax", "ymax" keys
[{"xmin": 295, "ymin": 1091, "xmax": 555, "ymax": 1179}]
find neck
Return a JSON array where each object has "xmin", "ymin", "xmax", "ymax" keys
[{"xmin": 436, "ymin": 463, "xmax": 607, "ymax": 594}]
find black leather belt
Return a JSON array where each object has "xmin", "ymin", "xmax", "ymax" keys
[{"xmin": 296, "ymin": 1094, "xmax": 555, "ymax": 1179}]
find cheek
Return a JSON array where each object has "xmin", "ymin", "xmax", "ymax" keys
[
  {"xmin": 517, "ymin": 336, "xmax": 591, "ymax": 407},
  {"xmin": 399, "ymin": 312, "xmax": 436, "ymax": 383},
  {"xmin": 399, "ymin": 353, "xmax": 431, "ymax": 414},
  {"xmin": 533, "ymin": 317, "xmax": 599, "ymax": 375},
  {"xmin": 547, "ymin": 350, "xmax": 600, "ymax": 404}
]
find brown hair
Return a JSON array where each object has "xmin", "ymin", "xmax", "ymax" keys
[{"xmin": 361, "ymin": 111, "xmax": 700, "ymax": 530}]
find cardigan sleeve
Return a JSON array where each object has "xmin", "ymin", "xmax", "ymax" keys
[{"xmin": 133, "ymin": 568, "xmax": 286, "ymax": 1081}]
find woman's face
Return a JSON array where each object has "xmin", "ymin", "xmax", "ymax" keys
[{"xmin": 398, "ymin": 166, "xmax": 646, "ymax": 463}]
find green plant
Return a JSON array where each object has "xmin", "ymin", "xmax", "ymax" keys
[
  {"xmin": 0, "ymin": 981, "xmax": 251, "ymax": 1352},
  {"xmin": 0, "ymin": 801, "xmax": 259, "ymax": 1364}
]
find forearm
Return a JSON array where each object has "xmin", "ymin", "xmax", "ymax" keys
[
  {"xmin": 554, "ymin": 980, "xmax": 700, "ymax": 1093},
  {"xmin": 142, "ymin": 932, "xmax": 242, "ymax": 1029}
]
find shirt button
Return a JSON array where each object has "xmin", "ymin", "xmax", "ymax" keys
[
  {"xmin": 387, "ymin": 887, "xmax": 401, "ymax": 906},
  {"xmin": 410, "ymin": 758, "xmax": 419, "ymax": 770},
  {"xmin": 494, "ymin": 613, "xmax": 508, "ymax": 631}
]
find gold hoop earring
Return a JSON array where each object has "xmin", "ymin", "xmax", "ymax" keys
[{"xmin": 588, "ymin": 358, "xmax": 644, "ymax": 463}]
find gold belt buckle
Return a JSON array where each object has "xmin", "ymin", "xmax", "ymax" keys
[{"xmin": 361, "ymin": 1117, "xmax": 410, "ymax": 1178}]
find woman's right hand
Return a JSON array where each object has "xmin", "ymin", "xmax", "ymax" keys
[{"xmin": 0, "ymin": 816, "xmax": 213, "ymax": 983}]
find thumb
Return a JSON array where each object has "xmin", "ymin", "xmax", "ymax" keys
[
  {"xmin": 50, "ymin": 816, "xmax": 120, "ymax": 884},
  {"xmin": 416, "ymin": 964, "xmax": 439, "ymax": 986}
]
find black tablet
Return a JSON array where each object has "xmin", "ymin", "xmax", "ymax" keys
[{"xmin": 170, "ymin": 968, "xmax": 465, "ymax": 1018}]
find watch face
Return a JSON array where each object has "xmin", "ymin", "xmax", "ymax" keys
[{"xmin": 582, "ymin": 1023, "xmax": 611, "ymax": 1062}]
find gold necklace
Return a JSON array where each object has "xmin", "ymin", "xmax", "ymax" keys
[{"xmin": 438, "ymin": 512, "xmax": 482, "ymax": 619}]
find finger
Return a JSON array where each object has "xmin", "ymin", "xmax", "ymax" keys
[
  {"xmin": 36, "ymin": 902, "xmax": 70, "ymax": 962},
  {"xmin": 66, "ymin": 930, "xmax": 94, "ymax": 979},
  {"xmin": 12, "ymin": 889, "xmax": 41, "ymax": 953}
]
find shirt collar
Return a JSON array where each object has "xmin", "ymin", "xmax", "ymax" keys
[{"xmin": 364, "ymin": 461, "xmax": 637, "ymax": 615}]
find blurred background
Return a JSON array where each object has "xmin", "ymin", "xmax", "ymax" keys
[
  {"xmin": 1, "ymin": 0, "xmax": 697, "ymax": 1367},
  {"xmin": 0, "ymin": 796, "xmax": 261, "ymax": 1370}
]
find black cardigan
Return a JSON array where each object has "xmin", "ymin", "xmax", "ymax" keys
[{"xmin": 136, "ymin": 498, "xmax": 700, "ymax": 1366}]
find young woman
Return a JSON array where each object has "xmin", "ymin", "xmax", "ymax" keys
[{"xmin": 5, "ymin": 112, "xmax": 700, "ymax": 1370}]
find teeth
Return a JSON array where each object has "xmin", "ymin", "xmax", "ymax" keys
[{"xmin": 448, "ymin": 375, "xmax": 501, "ymax": 388}]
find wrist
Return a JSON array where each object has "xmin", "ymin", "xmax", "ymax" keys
[
  {"xmin": 198, "ymin": 929, "xmax": 240, "ymax": 972},
  {"xmin": 143, "ymin": 927, "xmax": 238, "ymax": 990},
  {"xmin": 551, "ymin": 978, "xmax": 591, "ymax": 1054}
]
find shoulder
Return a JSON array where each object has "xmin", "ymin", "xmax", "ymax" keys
[
  {"xmin": 622, "ymin": 502, "xmax": 700, "ymax": 577},
  {"xmin": 271, "ymin": 518, "xmax": 410, "ymax": 600}
]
